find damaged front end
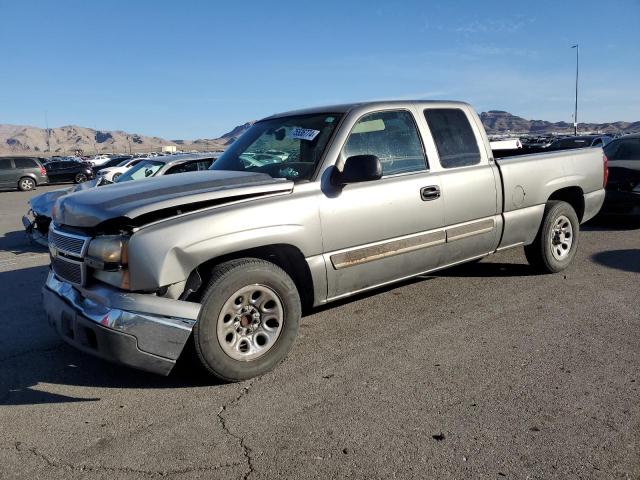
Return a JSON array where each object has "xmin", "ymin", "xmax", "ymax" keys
[
  {"xmin": 23, "ymin": 188, "xmax": 69, "ymax": 246},
  {"xmin": 42, "ymin": 170, "xmax": 294, "ymax": 374}
]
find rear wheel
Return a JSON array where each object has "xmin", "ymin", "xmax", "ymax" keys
[
  {"xmin": 193, "ymin": 258, "xmax": 301, "ymax": 382},
  {"xmin": 524, "ymin": 200, "xmax": 579, "ymax": 273},
  {"xmin": 18, "ymin": 177, "xmax": 35, "ymax": 191},
  {"xmin": 74, "ymin": 173, "xmax": 88, "ymax": 183}
]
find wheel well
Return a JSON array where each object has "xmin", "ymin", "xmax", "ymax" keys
[
  {"xmin": 18, "ymin": 176, "xmax": 37, "ymax": 187},
  {"xmin": 191, "ymin": 244, "xmax": 315, "ymax": 311},
  {"xmin": 548, "ymin": 187, "xmax": 584, "ymax": 222}
]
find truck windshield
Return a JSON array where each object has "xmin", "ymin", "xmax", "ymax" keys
[{"xmin": 210, "ymin": 113, "xmax": 342, "ymax": 182}]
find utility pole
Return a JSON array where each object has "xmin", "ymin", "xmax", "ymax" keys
[
  {"xmin": 572, "ymin": 44, "xmax": 579, "ymax": 135},
  {"xmin": 45, "ymin": 111, "xmax": 51, "ymax": 154}
]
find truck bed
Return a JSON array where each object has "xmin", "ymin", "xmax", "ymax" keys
[{"xmin": 494, "ymin": 147, "xmax": 606, "ymax": 249}]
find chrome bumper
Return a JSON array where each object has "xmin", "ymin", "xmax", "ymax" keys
[{"xmin": 43, "ymin": 271, "xmax": 200, "ymax": 375}]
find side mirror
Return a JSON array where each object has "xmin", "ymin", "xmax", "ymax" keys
[{"xmin": 332, "ymin": 155, "xmax": 382, "ymax": 186}]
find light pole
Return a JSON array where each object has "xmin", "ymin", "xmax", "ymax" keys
[{"xmin": 571, "ymin": 44, "xmax": 579, "ymax": 135}]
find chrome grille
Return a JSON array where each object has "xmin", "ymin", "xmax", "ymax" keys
[
  {"xmin": 49, "ymin": 227, "xmax": 89, "ymax": 257},
  {"xmin": 52, "ymin": 256, "xmax": 85, "ymax": 286}
]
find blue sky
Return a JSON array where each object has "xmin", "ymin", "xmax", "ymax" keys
[{"xmin": 1, "ymin": 0, "xmax": 639, "ymax": 139}]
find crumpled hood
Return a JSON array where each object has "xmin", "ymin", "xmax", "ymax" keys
[
  {"xmin": 53, "ymin": 170, "xmax": 293, "ymax": 228},
  {"xmin": 29, "ymin": 179, "xmax": 100, "ymax": 217},
  {"xmin": 29, "ymin": 188, "xmax": 70, "ymax": 217}
]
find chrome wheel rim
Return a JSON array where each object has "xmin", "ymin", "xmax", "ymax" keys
[
  {"xmin": 76, "ymin": 174, "xmax": 87, "ymax": 183},
  {"xmin": 20, "ymin": 179, "xmax": 34, "ymax": 190},
  {"xmin": 549, "ymin": 215, "xmax": 573, "ymax": 261},
  {"xmin": 216, "ymin": 284, "xmax": 284, "ymax": 361}
]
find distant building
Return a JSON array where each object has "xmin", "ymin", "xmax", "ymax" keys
[{"xmin": 162, "ymin": 145, "xmax": 177, "ymax": 153}]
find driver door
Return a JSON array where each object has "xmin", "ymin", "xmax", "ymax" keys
[{"xmin": 319, "ymin": 109, "xmax": 446, "ymax": 300}]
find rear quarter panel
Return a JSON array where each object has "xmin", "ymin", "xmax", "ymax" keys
[{"xmin": 496, "ymin": 148, "xmax": 604, "ymax": 247}]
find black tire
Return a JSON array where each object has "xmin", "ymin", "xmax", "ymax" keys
[
  {"xmin": 74, "ymin": 173, "xmax": 88, "ymax": 183},
  {"xmin": 193, "ymin": 258, "xmax": 301, "ymax": 382},
  {"xmin": 112, "ymin": 172, "xmax": 122, "ymax": 182},
  {"xmin": 18, "ymin": 177, "xmax": 35, "ymax": 191},
  {"xmin": 524, "ymin": 200, "xmax": 579, "ymax": 273}
]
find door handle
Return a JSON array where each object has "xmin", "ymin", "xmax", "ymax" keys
[{"xmin": 420, "ymin": 185, "xmax": 440, "ymax": 201}]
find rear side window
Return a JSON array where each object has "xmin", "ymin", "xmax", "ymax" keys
[
  {"xmin": 0, "ymin": 158, "xmax": 12, "ymax": 169},
  {"xmin": 14, "ymin": 158, "xmax": 37, "ymax": 168},
  {"xmin": 166, "ymin": 159, "xmax": 213, "ymax": 175},
  {"xmin": 342, "ymin": 110, "xmax": 427, "ymax": 175},
  {"xmin": 424, "ymin": 109, "xmax": 481, "ymax": 168},
  {"xmin": 605, "ymin": 138, "xmax": 640, "ymax": 160}
]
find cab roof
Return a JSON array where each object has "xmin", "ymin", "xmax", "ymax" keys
[{"xmin": 262, "ymin": 100, "xmax": 472, "ymax": 121}]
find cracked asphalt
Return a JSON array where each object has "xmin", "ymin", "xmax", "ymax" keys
[{"xmin": 1, "ymin": 185, "xmax": 639, "ymax": 479}]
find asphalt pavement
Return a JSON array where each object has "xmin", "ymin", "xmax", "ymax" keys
[{"xmin": 0, "ymin": 184, "xmax": 638, "ymax": 479}]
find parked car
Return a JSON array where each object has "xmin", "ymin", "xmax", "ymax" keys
[
  {"xmin": 23, "ymin": 153, "xmax": 217, "ymax": 242},
  {"xmin": 91, "ymin": 155, "xmax": 133, "ymax": 173},
  {"xmin": 42, "ymin": 100, "xmax": 606, "ymax": 381},
  {"xmin": 110, "ymin": 153, "xmax": 215, "ymax": 183},
  {"xmin": 600, "ymin": 134, "xmax": 640, "ymax": 216},
  {"xmin": 44, "ymin": 160, "xmax": 95, "ymax": 184},
  {"xmin": 0, "ymin": 156, "xmax": 48, "ymax": 191},
  {"xmin": 96, "ymin": 157, "xmax": 145, "ymax": 182},
  {"xmin": 86, "ymin": 154, "xmax": 113, "ymax": 167},
  {"xmin": 546, "ymin": 135, "xmax": 612, "ymax": 151}
]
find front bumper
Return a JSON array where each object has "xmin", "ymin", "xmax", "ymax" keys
[
  {"xmin": 43, "ymin": 271, "xmax": 200, "ymax": 375},
  {"xmin": 22, "ymin": 211, "xmax": 50, "ymax": 247}
]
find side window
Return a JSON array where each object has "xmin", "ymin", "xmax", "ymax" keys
[
  {"xmin": 591, "ymin": 139, "xmax": 603, "ymax": 147},
  {"xmin": 342, "ymin": 110, "xmax": 427, "ymax": 176},
  {"xmin": 424, "ymin": 108, "xmax": 481, "ymax": 168},
  {"xmin": 619, "ymin": 139, "xmax": 640, "ymax": 160},
  {"xmin": 0, "ymin": 158, "xmax": 12, "ymax": 169},
  {"xmin": 197, "ymin": 159, "xmax": 214, "ymax": 170},
  {"xmin": 14, "ymin": 158, "xmax": 36, "ymax": 168},
  {"xmin": 165, "ymin": 161, "xmax": 198, "ymax": 175}
]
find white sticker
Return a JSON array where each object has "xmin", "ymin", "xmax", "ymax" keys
[{"xmin": 288, "ymin": 127, "xmax": 320, "ymax": 141}]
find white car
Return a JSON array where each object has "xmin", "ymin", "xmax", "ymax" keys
[
  {"xmin": 87, "ymin": 154, "xmax": 114, "ymax": 167},
  {"xmin": 97, "ymin": 157, "xmax": 147, "ymax": 182}
]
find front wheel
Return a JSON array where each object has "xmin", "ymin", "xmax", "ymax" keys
[
  {"xmin": 112, "ymin": 172, "xmax": 122, "ymax": 182},
  {"xmin": 74, "ymin": 173, "xmax": 88, "ymax": 183},
  {"xmin": 524, "ymin": 200, "xmax": 579, "ymax": 273},
  {"xmin": 193, "ymin": 258, "xmax": 301, "ymax": 382}
]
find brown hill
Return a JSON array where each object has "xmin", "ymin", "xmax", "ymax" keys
[
  {"xmin": 1, "ymin": 113, "xmax": 638, "ymax": 156},
  {"xmin": 480, "ymin": 110, "xmax": 640, "ymax": 135},
  {"xmin": 0, "ymin": 122, "xmax": 255, "ymax": 156}
]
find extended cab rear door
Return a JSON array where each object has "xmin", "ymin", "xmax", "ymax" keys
[{"xmin": 420, "ymin": 107, "xmax": 501, "ymax": 265}]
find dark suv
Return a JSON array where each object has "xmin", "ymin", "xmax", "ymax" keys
[
  {"xmin": 44, "ymin": 159, "xmax": 95, "ymax": 184},
  {"xmin": 546, "ymin": 135, "xmax": 612, "ymax": 151},
  {"xmin": 0, "ymin": 156, "xmax": 49, "ymax": 191}
]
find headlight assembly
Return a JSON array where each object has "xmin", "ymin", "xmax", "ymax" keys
[{"xmin": 86, "ymin": 235, "xmax": 129, "ymax": 270}]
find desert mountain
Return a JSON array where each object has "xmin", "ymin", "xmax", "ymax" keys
[
  {"xmin": 1, "ymin": 113, "xmax": 638, "ymax": 156},
  {"xmin": 481, "ymin": 111, "xmax": 640, "ymax": 135},
  {"xmin": 0, "ymin": 122, "xmax": 255, "ymax": 156}
]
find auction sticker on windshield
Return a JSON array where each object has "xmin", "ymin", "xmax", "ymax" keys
[{"xmin": 288, "ymin": 127, "xmax": 320, "ymax": 141}]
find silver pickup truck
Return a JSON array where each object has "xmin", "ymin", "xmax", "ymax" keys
[{"xmin": 43, "ymin": 101, "xmax": 607, "ymax": 381}]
